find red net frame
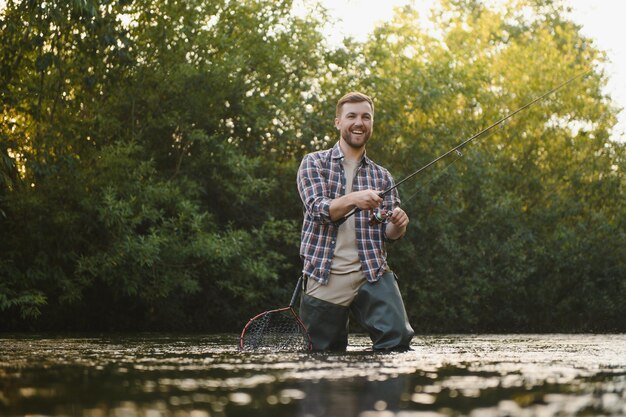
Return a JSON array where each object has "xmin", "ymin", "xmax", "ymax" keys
[{"xmin": 239, "ymin": 277, "xmax": 312, "ymax": 352}]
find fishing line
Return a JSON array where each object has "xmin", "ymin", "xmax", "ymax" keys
[
  {"xmin": 402, "ymin": 121, "xmax": 509, "ymax": 204},
  {"xmin": 380, "ymin": 122, "xmax": 505, "ymax": 224},
  {"xmin": 401, "ymin": 150, "xmax": 464, "ymax": 205},
  {"xmin": 337, "ymin": 69, "xmax": 591, "ymax": 226}
]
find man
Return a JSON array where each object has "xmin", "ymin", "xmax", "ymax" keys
[{"xmin": 297, "ymin": 91, "xmax": 414, "ymax": 351}]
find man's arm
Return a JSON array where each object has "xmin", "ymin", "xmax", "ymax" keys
[
  {"xmin": 382, "ymin": 170, "xmax": 408, "ymax": 240},
  {"xmin": 329, "ymin": 190, "xmax": 383, "ymax": 222},
  {"xmin": 297, "ymin": 154, "xmax": 333, "ymax": 224},
  {"xmin": 385, "ymin": 207, "xmax": 409, "ymax": 240},
  {"xmin": 297, "ymin": 154, "xmax": 383, "ymax": 223}
]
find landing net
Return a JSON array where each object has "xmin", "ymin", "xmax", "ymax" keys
[{"xmin": 239, "ymin": 307, "xmax": 311, "ymax": 352}]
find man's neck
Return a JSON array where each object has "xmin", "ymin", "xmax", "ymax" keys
[{"xmin": 339, "ymin": 138, "xmax": 365, "ymax": 161}]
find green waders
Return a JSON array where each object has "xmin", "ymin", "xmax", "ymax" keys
[{"xmin": 300, "ymin": 271, "xmax": 414, "ymax": 351}]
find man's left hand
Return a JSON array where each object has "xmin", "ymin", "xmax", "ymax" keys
[
  {"xmin": 388, "ymin": 207, "xmax": 409, "ymax": 229},
  {"xmin": 384, "ymin": 208, "xmax": 409, "ymax": 240}
]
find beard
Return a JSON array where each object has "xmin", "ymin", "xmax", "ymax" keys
[{"xmin": 341, "ymin": 129, "xmax": 371, "ymax": 149}]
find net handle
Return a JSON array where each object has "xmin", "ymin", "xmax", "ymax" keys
[{"xmin": 289, "ymin": 276, "xmax": 304, "ymax": 307}]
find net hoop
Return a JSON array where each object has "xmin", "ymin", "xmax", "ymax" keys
[{"xmin": 239, "ymin": 306, "xmax": 312, "ymax": 352}]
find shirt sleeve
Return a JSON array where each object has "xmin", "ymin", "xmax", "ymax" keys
[
  {"xmin": 297, "ymin": 154, "xmax": 333, "ymax": 224},
  {"xmin": 383, "ymin": 169, "xmax": 403, "ymax": 241},
  {"xmin": 384, "ymin": 169, "xmax": 401, "ymax": 211}
]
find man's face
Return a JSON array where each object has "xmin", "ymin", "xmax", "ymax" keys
[{"xmin": 335, "ymin": 101, "xmax": 374, "ymax": 150}]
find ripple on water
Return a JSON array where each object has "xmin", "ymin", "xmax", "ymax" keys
[{"xmin": 0, "ymin": 334, "xmax": 624, "ymax": 417}]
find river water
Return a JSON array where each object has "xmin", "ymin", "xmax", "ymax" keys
[{"xmin": 0, "ymin": 334, "xmax": 624, "ymax": 417}]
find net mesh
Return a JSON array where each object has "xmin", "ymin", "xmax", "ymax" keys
[{"xmin": 240, "ymin": 307, "xmax": 311, "ymax": 352}]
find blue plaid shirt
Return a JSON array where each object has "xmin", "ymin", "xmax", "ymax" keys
[{"xmin": 297, "ymin": 142, "xmax": 401, "ymax": 285}]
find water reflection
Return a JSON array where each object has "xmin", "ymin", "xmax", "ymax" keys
[
  {"xmin": 298, "ymin": 376, "xmax": 410, "ymax": 416},
  {"xmin": 0, "ymin": 334, "xmax": 624, "ymax": 417}
]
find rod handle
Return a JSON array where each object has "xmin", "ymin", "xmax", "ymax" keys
[{"xmin": 289, "ymin": 275, "xmax": 304, "ymax": 307}]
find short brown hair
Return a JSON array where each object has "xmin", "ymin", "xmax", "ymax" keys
[{"xmin": 336, "ymin": 91, "xmax": 374, "ymax": 118}]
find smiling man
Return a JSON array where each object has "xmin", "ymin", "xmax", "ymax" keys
[{"xmin": 296, "ymin": 91, "xmax": 414, "ymax": 351}]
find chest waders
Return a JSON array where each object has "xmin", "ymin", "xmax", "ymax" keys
[{"xmin": 300, "ymin": 271, "xmax": 414, "ymax": 351}]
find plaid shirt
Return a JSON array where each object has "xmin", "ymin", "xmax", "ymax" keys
[{"xmin": 297, "ymin": 142, "xmax": 401, "ymax": 285}]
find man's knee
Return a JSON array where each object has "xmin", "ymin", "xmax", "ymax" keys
[
  {"xmin": 300, "ymin": 293, "xmax": 350, "ymax": 351},
  {"xmin": 352, "ymin": 272, "xmax": 414, "ymax": 350}
]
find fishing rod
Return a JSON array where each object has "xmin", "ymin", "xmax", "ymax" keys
[{"xmin": 337, "ymin": 69, "xmax": 591, "ymax": 226}]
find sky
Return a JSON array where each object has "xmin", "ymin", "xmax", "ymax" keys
[{"xmin": 312, "ymin": 0, "xmax": 626, "ymax": 142}]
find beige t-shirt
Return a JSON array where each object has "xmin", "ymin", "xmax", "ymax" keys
[
  {"xmin": 330, "ymin": 158, "xmax": 362, "ymax": 274},
  {"xmin": 306, "ymin": 158, "xmax": 367, "ymax": 306}
]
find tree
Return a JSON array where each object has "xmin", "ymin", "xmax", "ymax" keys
[
  {"xmin": 355, "ymin": 0, "xmax": 624, "ymax": 332},
  {"xmin": 0, "ymin": 0, "xmax": 337, "ymax": 330},
  {"xmin": 0, "ymin": 0, "xmax": 623, "ymax": 332}
]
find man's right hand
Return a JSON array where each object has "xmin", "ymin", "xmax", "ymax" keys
[
  {"xmin": 349, "ymin": 190, "xmax": 383, "ymax": 210},
  {"xmin": 329, "ymin": 189, "xmax": 383, "ymax": 221}
]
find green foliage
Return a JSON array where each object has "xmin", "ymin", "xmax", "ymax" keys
[
  {"xmin": 0, "ymin": 0, "xmax": 623, "ymax": 332},
  {"xmin": 0, "ymin": 0, "xmax": 324, "ymax": 330},
  {"xmin": 369, "ymin": 0, "xmax": 624, "ymax": 332}
]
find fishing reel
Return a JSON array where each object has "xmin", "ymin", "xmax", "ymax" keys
[{"xmin": 369, "ymin": 208, "xmax": 392, "ymax": 226}]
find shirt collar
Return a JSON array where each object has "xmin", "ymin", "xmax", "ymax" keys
[{"xmin": 331, "ymin": 141, "xmax": 371, "ymax": 166}]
